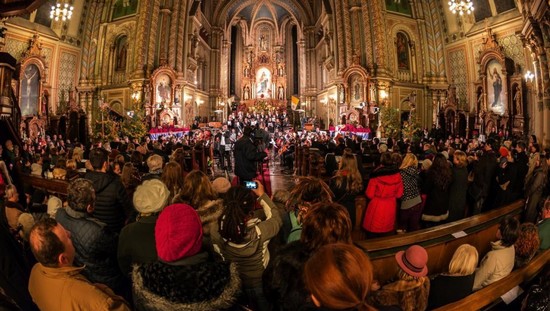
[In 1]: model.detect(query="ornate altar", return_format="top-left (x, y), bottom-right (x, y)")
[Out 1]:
top-left (475, 27), bottom-right (517, 136)
top-left (16, 34), bottom-right (49, 140)
top-left (148, 66), bottom-right (181, 127)
top-left (240, 24), bottom-right (287, 112)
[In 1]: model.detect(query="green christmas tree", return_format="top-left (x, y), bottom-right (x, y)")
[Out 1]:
top-left (120, 105), bottom-right (148, 139)
top-left (380, 105), bottom-right (401, 139)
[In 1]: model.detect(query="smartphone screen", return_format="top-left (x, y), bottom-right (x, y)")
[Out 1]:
top-left (245, 181), bottom-right (258, 189)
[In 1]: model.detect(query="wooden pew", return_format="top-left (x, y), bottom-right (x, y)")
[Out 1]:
top-left (354, 200), bottom-right (524, 284)
top-left (434, 249), bottom-right (550, 311)
top-left (20, 174), bottom-right (69, 197)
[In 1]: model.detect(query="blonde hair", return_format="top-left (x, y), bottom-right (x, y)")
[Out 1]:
top-left (448, 244), bottom-right (478, 276)
top-left (400, 153), bottom-right (418, 170)
top-left (334, 153), bottom-right (363, 193)
top-left (5, 184), bottom-right (18, 200)
top-left (147, 154), bottom-right (164, 172)
top-left (453, 150), bottom-right (468, 168)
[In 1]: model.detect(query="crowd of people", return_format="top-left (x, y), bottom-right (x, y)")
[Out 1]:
top-left (0, 116), bottom-right (549, 310)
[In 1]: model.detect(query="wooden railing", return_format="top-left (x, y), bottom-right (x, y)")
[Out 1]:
top-left (353, 200), bottom-right (524, 284)
top-left (20, 174), bottom-right (69, 197)
top-left (434, 249), bottom-right (550, 311)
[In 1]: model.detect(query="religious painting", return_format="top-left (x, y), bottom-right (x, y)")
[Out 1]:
top-left (20, 64), bottom-right (40, 117)
top-left (259, 33), bottom-right (269, 52)
top-left (385, 0), bottom-right (412, 15)
top-left (486, 60), bottom-right (506, 115)
top-left (112, 0), bottom-right (138, 20)
top-left (396, 33), bottom-right (410, 70)
top-left (256, 68), bottom-right (272, 98)
top-left (155, 74), bottom-right (172, 105)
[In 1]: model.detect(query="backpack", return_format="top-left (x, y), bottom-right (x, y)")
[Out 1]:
top-left (286, 211), bottom-right (301, 243)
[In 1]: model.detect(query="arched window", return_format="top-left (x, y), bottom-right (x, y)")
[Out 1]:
top-left (396, 32), bottom-right (410, 71)
top-left (115, 36), bottom-right (128, 72)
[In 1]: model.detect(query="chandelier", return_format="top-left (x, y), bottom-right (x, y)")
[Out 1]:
top-left (50, 2), bottom-right (74, 22)
top-left (448, 0), bottom-right (474, 15)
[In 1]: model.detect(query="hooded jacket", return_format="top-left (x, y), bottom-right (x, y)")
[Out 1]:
top-left (132, 252), bottom-right (240, 311)
top-left (211, 194), bottom-right (282, 288)
top-left (85, 171), bottom-right (132, 233)
top-left (363, 166), bottom-right (403, 233)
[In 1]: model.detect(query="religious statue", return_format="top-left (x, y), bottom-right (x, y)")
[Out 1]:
top-left (243, 86), bottom-right (250, 100)
top-left (259, 34), bottom-right (267, 51)
top-left (491, 68), bottom-right (502, 107)
top-left (513, 85), bottom-right (522, 114)
top-left (244, 65), bottom-right (250, 77)
top-left (278, 86), bottom-right (284, 100)
top-left (339, 84), bottom-right (345, 102)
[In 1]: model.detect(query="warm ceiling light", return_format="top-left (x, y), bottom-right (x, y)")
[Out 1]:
top-left (50, 2), bottom-right (74, 22)
top-left (448, 0), bottom-right (474, 15)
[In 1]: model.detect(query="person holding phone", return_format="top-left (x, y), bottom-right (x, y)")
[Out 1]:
top-left (211, 180), bottom-right (282, 311)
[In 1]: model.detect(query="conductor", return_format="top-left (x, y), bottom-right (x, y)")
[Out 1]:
top-left (234, 126), bottom-right (267, 184)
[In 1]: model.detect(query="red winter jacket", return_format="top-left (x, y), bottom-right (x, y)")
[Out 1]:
top-left (362, 166), bottom-right (403, 233)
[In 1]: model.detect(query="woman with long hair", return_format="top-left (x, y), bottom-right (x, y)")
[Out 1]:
top-left (524, 153), bottom-right (548, 223)
top-left (304, 244), bottom-right (376, 311)
top-left (421, 153), bottom-right (452, 227)
top-left (120, 162), bottom-right (141, 200)
top-left (284, 176), bottom-right (334, 242)
top-left (362, 152), bottom-right (403, 237)
top-left (161, 161), bottom-right (184, 203)
top-left (398, 153), bottom-right (422, 232)
top-left (330, 151), bottom-right (364, 226)
top-left (211, 182), bottom-right (281, 311)
top-left (173, 170), bottom-right (223, 238)
top-left (428, 244), bottom-right (478, 308)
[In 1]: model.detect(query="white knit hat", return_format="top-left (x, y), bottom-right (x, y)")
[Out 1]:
top-left (133, 179), bottom-right (170, 214)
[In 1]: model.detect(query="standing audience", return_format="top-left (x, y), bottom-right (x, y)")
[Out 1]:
top-left (421, 153), bottom-right (452, 226)
top-left (362, 152), bottom-right (403, 237)
top-left (55, 178), bottom-right (127, 296)
top-left (448, 150), bottom-right (469, 221)
top-left (398, 153), bottom-right (422, 232)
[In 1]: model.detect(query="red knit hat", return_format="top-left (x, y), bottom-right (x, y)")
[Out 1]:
top-left (155, 203), bottom-right (203, 262)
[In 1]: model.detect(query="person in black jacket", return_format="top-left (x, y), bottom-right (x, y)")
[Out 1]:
top-left (234, 126), bottom-right (267, 184)
top-left (468, 139), bottom-right (498, 215)
top-left (55, 178), bottom-right (127, 297)
top-left (85, 148), bottom-right (132, 233)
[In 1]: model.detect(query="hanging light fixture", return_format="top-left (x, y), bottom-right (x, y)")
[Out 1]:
top-left (50, 2), bottom-right (74, 22)
top-left (448, 0), bottom-right (474, 15)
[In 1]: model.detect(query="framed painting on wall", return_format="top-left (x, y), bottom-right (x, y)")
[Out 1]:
top-left (486, 59), bottom-right (506, 115)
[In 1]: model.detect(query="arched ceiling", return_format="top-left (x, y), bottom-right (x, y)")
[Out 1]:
top-left (212, 0), bottom-right (316, 29)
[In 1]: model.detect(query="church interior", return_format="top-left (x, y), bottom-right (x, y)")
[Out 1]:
top-left (0, 0), bottom-right (548, 144)
top-left (1, 1), bottom-right (550, 311)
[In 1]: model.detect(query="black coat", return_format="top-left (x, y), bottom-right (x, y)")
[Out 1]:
top-left (234, 136), bottom-right (267, 180)
top-left (263, 241), bottom-right (317, 311)
top-left (469, 151), bottom-right (497, 202)
top-left (85, 171), bottom-right (132, 233)
top-left (428, 273), bottom-right (474, 309)
top-left (55, 208), bottom-right (125, 294)
top-left (133, 252), bottom-right (240, 311)
top-left (448, 166), bottom-right (469, 222)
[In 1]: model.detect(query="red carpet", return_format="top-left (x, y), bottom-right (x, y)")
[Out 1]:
top-left (231, 160), bottom-right (272, 197)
